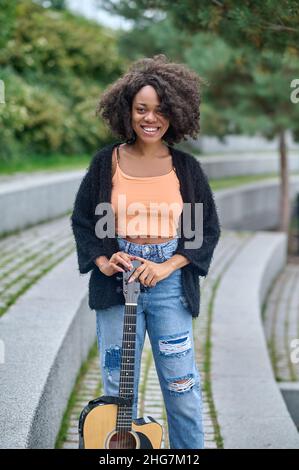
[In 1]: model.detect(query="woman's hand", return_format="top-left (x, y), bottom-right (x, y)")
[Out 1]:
top-left (99, 251), bottom-right (136, 277)
top-left (127, 256), bottom-right (173, 287)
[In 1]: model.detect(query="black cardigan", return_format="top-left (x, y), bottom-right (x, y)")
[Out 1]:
top-left (70, 141), bottom-right (221, 317)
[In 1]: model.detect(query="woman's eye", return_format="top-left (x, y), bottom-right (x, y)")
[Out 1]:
top-left (137, 108), bottom-right (163, 114)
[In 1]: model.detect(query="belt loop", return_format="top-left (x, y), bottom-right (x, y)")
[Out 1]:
top-left (124, 241), bottom-right (131, 253)
top-left (157, 244), bottom-right (163, 259)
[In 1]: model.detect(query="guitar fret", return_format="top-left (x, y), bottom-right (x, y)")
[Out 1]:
top-left (116, 284), bottom-right (140, 428)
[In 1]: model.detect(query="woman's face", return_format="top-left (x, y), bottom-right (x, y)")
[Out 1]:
top-left (131, 85), bottom-right (170, 143)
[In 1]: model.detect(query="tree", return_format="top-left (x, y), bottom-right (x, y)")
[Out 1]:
top-left (97, 0), bottom-right (299, 53)
top-left (185, 38), bottom-right (299, 232)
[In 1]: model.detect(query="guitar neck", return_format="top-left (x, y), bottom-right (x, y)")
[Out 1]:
top-left (116, 303), bottom-right (137, 431)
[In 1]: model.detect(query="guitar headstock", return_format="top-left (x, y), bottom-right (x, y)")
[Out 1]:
top-left (122, 259), bottom-right (142, 304)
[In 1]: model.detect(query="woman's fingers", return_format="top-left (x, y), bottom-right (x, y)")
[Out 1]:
top-left (112, 253), bottom-right (133, 270)
top-left (110, 262), bottom-right (125, 273)
top-left (128, 264), bottom-right (149, 284)
top-left (146, 272), bottom-right (156, 287)
top-left (130, 255), bottom-right (145, 262)
top-left (119, 252), bottom-right (138, 269)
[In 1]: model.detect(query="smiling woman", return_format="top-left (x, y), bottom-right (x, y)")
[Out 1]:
top-left (71, 54), bottom-right (221, 449)
top-left (97, 54), bottom-right (203, 145)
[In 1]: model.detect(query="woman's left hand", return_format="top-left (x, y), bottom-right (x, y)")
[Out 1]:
top-left (128, 256), bottom-right (173, 287)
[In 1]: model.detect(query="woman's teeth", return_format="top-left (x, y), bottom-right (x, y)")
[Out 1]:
top-left (141, 126), bottom-right (160, 135)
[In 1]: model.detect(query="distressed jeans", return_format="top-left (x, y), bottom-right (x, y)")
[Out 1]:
top-left (95, 236), bottom-right (204, 449)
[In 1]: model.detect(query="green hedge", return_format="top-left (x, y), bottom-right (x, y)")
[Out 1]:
top-left (0, 0), bottom-right (126, 161)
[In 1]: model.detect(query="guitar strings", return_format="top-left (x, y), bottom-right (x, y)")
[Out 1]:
top-left (120, 304), bottom-right (135, 448)
top-left (118, 302), bottom-right (137, 448)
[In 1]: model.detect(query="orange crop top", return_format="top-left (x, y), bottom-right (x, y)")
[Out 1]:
top-left (111, 146), bottom-right (183, 238)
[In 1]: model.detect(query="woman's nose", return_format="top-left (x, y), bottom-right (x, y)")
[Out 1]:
top-left (145, 111), bottom-right (157, 121)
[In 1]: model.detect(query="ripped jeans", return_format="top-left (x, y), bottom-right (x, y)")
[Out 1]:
top-left (95, 236), bottom-right (204, 449)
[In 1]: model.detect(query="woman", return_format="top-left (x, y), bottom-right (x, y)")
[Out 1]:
top-left (71, 54), bottom-right (221, 449)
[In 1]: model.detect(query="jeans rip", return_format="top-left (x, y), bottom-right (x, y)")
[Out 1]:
top-left (166, 373), bottom-right (198, 396)
top-left (158, 331), bottom-right (192, 358)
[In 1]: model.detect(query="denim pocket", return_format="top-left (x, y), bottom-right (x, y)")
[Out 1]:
top-left (160, 249), bottom-right (176, 262)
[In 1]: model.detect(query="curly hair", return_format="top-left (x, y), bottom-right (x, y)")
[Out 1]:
top-left (96, 54), bottom-right (204, 145)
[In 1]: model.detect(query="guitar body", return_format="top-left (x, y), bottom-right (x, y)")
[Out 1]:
top-left (80, 403), bottom-right (163, 449)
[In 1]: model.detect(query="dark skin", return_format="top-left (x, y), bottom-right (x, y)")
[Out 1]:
top-left (96, 85), bottom-right (190, 286)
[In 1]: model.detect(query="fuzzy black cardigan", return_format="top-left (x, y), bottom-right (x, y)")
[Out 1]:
top-left (70, 141), bottom-right (221, 317)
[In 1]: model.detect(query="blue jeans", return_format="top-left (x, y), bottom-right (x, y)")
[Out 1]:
top-left (95, 236), bottom-right (204, 449)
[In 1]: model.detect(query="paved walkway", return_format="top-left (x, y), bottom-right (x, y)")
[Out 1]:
top-left (263, 261), bottom-right (299, 382)
top-left (0, 216), bottom-right (74, 316)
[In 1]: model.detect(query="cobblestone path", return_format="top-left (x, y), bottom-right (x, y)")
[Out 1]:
top-left (263, 261), bottom-right (299, 382)
top-left (0, 216), bottom-right (74, 316)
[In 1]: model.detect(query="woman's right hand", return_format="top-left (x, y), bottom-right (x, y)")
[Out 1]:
top-left (99, 251), bottom-right (136, 277)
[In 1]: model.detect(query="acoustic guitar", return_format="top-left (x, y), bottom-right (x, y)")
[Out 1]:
top-left (78, 259), bottom-right (163, 449)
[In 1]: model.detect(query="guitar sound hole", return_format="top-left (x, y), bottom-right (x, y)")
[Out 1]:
top-left (107, 430), bottom-right (138, 449)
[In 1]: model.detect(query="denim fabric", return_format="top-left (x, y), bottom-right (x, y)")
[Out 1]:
top-left (95, 236), bottom-right (204, 449)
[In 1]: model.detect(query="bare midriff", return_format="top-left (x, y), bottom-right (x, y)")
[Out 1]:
top-left (120, 235), bottom-right (176, 245)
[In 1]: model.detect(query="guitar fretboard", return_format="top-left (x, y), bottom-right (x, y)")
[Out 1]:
top-left (116, 303), bottom-right (137, 431)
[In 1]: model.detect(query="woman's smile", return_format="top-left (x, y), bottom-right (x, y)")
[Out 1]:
top-left (140, 125), bottom-right (161, 136)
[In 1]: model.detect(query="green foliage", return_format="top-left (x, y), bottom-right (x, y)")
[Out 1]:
top-left (186, 34), bottom-right (299, 139)
top-left (35, 0), bottom-right (67, 9)
top-left (98, 0), bottom-right (299, 53)
top-left (0, 0), bottom-right (17, 49)
top-left (116, 16), bottom-right (193, 62)
top-left (0, 0), bottom-right (124, 162)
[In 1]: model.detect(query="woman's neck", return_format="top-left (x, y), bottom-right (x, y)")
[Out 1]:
top-left (127, 139), bottom-right (169, 159)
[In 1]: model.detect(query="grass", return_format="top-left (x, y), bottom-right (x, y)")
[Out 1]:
top-left (202, 275), bottom-right (224, 449)
top-left (209, 172), bottom-right (299, 191)
top-left (2, 153), bottom-right (299, 199)
top-left (55, 341), bottom-right (100, 449)
top-left (0, 153), bottom-right (91, 175)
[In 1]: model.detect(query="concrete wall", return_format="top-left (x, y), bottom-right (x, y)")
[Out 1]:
top-left (190, 131), bottom-right (299, 153)
top-left (0, 170), bottom-right (84, 235)
top-left (215, 175), bottom-right (299, 231)
top-left (199, 152), bottom-right (299, 180)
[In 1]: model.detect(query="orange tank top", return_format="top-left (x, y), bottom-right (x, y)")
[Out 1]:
top-left (111, 145), bottom-right (183, 238)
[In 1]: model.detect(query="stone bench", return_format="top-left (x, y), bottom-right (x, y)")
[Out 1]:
top-left (212, 231), bottom-right (299, 448)
top-left (0, 254), bottom-right (92, 448)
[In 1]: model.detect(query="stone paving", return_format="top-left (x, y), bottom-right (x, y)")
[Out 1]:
top-left (58, 228), bottom-right (254, 450)
top-left (263, 261), bottom-right (299, 382)
top-left (0, 216), bottom-right (74, 316)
